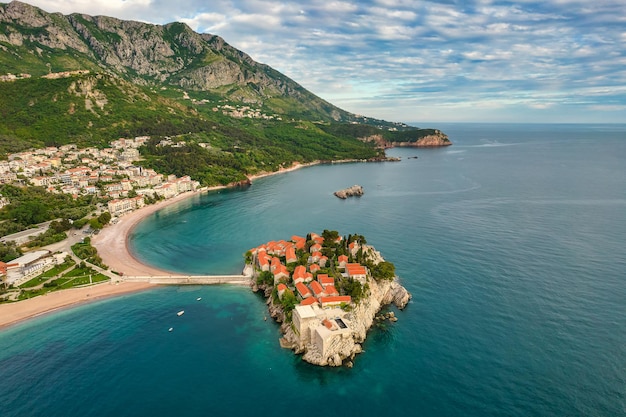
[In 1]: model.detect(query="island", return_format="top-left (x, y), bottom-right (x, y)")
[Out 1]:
top-left (334, 185), bottom-right (364, 199)
top-left (247, 230), bottom-right (411, 367)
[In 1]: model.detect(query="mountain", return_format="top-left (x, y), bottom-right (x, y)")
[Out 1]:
top-left (0, 1), bottom-right (449, 179)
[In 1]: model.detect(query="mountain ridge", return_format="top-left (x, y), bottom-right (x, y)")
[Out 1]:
top-left (0, 1), bottom-right (450, 166)
top-left (0, 1), bottom-right (354, 122)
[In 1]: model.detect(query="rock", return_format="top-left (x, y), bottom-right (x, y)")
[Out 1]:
top-left (346, 361), bottom-right (354, 368)
top-left (390, 317), bottom-right (398, 322)
top-left (334, 185), bottom-right (364, 199)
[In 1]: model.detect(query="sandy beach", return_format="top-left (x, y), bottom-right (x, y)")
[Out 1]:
top-left (0, 163), bottom-right (318, 331)
top-left (0, 281), bottom-right (153, 330)
top-left (91, 190), bottom-right (211, 276)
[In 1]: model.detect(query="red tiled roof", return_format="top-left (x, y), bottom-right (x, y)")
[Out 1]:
top-left (300, 297), bottom-right (318, 306)
top-left (319, 296), bottom-right (351, 305)
top-left (296, 282), bottom-right (312, 298)
top-left (310, 280), bottom-right (325, 297)
top-left (324, 285), bottom-right (339, 296)
top-left (318, 274), bottom-right (334, 286)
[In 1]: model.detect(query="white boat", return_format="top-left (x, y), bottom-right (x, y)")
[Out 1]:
top-left (197, 297), bottom-right (202, 301)
top-left (168, 327), bottom-right (173, 332)
top-left (177, 310), bottom-right (184, 316)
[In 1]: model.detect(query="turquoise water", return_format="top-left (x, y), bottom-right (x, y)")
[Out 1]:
top-left (1, 124), bottom-right (625, 416)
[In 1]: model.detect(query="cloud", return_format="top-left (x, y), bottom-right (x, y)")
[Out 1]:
top-left (21, 0), bottom-right (626, 123)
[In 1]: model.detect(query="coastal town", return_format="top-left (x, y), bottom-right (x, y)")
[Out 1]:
top-left (0, 136), bottom-right (201, 217)
top-left (249, 231), bottom-right (411, 367)
top-left (0, 136), bottom-right (207, 292)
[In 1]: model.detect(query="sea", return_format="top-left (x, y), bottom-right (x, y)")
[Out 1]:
top-left (1, 123), bottom-right (625, 417)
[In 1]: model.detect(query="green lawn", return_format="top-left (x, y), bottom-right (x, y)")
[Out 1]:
top-left (18, 260), bottom-right (76, 288)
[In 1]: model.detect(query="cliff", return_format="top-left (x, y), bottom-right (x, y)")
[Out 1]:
top-left (393, 133), bottom-right (453, 147)
top-left (359, 129), bottom-right (452, 148)
top-left (283, 276), bottom-right (410, 366)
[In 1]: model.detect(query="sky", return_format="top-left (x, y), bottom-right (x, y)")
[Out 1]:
top-left (21, 0), bottom-right (626, 124)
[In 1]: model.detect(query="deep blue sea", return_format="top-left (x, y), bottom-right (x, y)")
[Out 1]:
top-left (1, 123), bottom-right (625, 417)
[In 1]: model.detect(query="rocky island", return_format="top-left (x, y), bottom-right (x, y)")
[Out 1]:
top-left (334, 185), bottom-right (364, 199)
top-left (247, 231), bottom-right (411, 367)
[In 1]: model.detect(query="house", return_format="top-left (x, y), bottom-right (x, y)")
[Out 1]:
top-left (319, 256), bottom-right (328, 267)
top-left (324, 285), bottom-right (339, 297)
top-left (346, 263), bottom-right (368, 281)
top-left (292, 265), bottom-right (307, 284)
top-left (317, 274), bottom-right (334, 288)
top-left (349, 241), bottom-right (360, 256)
top-left (310, 243), bottom-right (322, 253)
top-left (309, 263), bottom-right (321, 274)
top-left (337, 255), bottom-right (349, 269)
top-left (257, 252), bottom-right (270, 271)
top-left (299, 297), bottom-right (318, 307)
top-left (292, 236), bottom-right (306, 250)
top-left (310, 251), bottom-right (322, 263)
top-left (310, 280), bottom-right (326, 298)
top-left (296, 282), bottom-right (313, 299)
top-left (270, 256), bottom-right (282, 272)
top-left (285, 246), bottom-right (297, 264)
top-left (273, 265), bottom-right (290, 283)
top-left (319, 296), bottom-right (351, 308)
top-left (277, 283), bottom-right (288, 299)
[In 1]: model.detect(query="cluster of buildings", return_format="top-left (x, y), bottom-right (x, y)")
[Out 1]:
top-left (0, 136), bottom-right (201, 216)
top-left (0, 250), bottom-right (68, 288)
top-left (251, 233), bottom-right (370, 358)
top-left (211, 104), bottom-right (282, 120)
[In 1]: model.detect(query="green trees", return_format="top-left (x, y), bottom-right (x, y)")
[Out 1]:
top-left (256, 271), bottom-right (274, 286)
top-left (0, 184), bottom-right (96, 237)
top-left (372, 261), bottom-right (396, 281)
top-left (338, 277), bottom-right (369, 305)
top-left (0, 241), bottom-right (22, 262)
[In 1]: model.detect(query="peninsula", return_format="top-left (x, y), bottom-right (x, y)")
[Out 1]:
top-left (248, 231), bottom-right (411, 367)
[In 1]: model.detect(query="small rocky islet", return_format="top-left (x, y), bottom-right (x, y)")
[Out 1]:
top-left (247, 231), bottom-right (411, 367)
top-left (334, 185), bottom-right (364, 199)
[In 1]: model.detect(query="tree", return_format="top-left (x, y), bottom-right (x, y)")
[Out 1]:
top-left (0, 242), bottom-right (22, 262)
top-left (372, 261), bottom-right (396, 281)
top-left (98, 211), bottom-right (111, 225)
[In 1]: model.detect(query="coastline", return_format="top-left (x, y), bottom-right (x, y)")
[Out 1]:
top-left (0, 281), bottom-right (153, 330)
top-left (0, 162), bottom-right (317, 331)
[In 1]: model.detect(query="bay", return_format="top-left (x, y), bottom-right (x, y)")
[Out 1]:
top-left (1, 123), bottom-right (625, 416)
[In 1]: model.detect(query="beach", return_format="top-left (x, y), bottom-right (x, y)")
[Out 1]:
top-left (91, 190), bottom-right (208, 276)
top-left (0, 191), bottom-right (206, 330)
top-left (0, 165), bottom-right (316, 330)
top-left (0, 281), bottom-right (153, 329)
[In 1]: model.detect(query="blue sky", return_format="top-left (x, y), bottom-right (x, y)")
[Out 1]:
top-left (24, 0), bottom-right (626, 124)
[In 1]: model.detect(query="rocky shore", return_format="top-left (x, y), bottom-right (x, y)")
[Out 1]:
top-left (334, 185), bottom-right (364, 199)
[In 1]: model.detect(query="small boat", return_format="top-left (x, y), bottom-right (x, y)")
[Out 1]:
top-left (168, 327), bottom-right (173, 332)
top-left (177, 310), bottom-right (184, 316)
top-left (197, 297), bottom-right (202, 301)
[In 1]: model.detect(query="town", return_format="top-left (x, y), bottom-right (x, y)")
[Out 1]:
top-left (0, 136), bottom-right (201, 217)
top-left (0, 136), bottom-right (203, 293)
